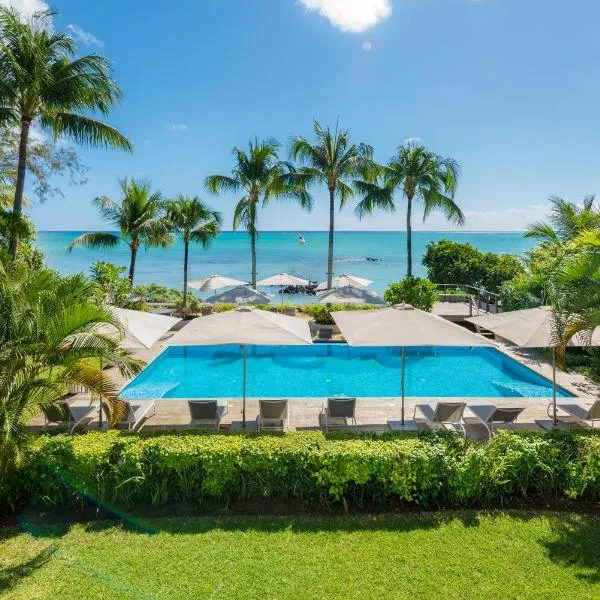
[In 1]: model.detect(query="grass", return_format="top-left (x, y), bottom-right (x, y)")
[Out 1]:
top-left (1, 511), bottom-right (600, 599)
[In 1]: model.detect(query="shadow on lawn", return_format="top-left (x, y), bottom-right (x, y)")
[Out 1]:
top-left (541, 514), bottom-right (600, 584)
top-left (0, 529), bottom-right (57, 595)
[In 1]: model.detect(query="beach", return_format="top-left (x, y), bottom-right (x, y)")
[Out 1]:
top-left (37, 230), bottom-right (537, 296)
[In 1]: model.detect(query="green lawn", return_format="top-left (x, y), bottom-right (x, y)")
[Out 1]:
top-left (1, 511), bottom-right (600, 599)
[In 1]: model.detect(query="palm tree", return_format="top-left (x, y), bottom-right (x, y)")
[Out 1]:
top-left (0, 7), bottom-right (132, 259)
top-left (355, 142), bottom-right (463, 277)
top-left (205, 138), bottom-right (311, 288)
top-left (290, 121), bottom-right (374, 289)
top-left (0, 261), bottom-right (142, 478)
top-left (525, 195), bottom-right (600, 245)
top-left (166, 195), bottom-right (222, 305)
top-left (68, 179), bottom-right (171, 284)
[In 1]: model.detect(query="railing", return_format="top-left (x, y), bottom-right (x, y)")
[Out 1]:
top-left (435, 284), bottom-right (502, 315)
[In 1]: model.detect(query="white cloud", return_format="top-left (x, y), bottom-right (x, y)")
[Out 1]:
top-left (362, 40), bottom-right (372, 51)
top-left (298, 0), bottom-right (392, 33)
top-left (66, 24), bottom-right (104, 48)
top-left (0, 0), bottom-right (49, 17)
top-left (167, 124), bottom-right (187, 132)
top-left (403, 136), bottom-right (422, 146)
top-left (460, 204), bottom-right (549, 231)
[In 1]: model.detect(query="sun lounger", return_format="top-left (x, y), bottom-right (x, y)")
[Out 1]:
top-left (414, 402), bottom-right (467, 434)
top-left (321, 397), bottom-right (357, 431)
top-left (468, 405), bottom-right (525, 438)
top-left (256, 399), bottom-right (288, 431)
top-left (42, 400), bottom-right (98, 434)
top-left (102, 400), bottom-right (156, 431)
top-left (188, 400), bottom-right (228, 430)
top-left (548, 400), bottom-right (600, 428)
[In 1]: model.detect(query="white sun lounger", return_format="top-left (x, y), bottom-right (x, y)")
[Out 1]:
top-left (102, 400), bottom-right (156, 431)
top-left (43, 401), bottom-right (98, 434)
top-left (321, 397), bottom-right (357, 431)
top-left (548, 400), bottom-right (600, 428)
top-left (257, 399), bottom-right (289, 431)
top-left (414, 402), bottom-right (467, 434)
top-left (188, 400), bottom-right (228, 430)
top-left (468, 405), bottom-right (526, 438)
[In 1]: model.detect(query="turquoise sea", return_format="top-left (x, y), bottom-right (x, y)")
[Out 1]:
top-left (37, 231), bottom-right (536, 297)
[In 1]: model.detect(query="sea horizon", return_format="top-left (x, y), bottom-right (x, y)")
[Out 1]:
top-left (37, 230), bottom-right (537, 297)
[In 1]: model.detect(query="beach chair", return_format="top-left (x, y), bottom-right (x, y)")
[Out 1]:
top-left (316, 328), bottom-right (332, 342)
top-left (188, 400), bottom-right (227, 430)
top-left (42, 400), bottom-right (98, 434)
top-left (256, 399), bottom-right (288, 431)
top-left (102, 400), bottom-right (156, 431)
top-left (414, 402), bottom-right (467, 434)
top-left (467, 405), bottom-right (525, 438)
top-left (321, 397), bottom-right (357, 431)
top-left (548, 400), bottom-right (600, 428)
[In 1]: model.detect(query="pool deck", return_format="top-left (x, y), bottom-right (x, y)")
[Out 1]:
top-left (28, 323), bottom-right (600, 437)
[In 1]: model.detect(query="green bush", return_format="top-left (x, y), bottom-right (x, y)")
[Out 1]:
top-left (383, 277), bottom-right (438, 311)
top-left (301, 303), bottom-right (380, 325)
top-left (423, 240), bottom-right (524, 292)
top-left (4, 430), bottom-right (600, 513)
top-left (133, 284), bottom-right (183, 304)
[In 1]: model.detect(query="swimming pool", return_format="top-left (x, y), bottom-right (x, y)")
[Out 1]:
top-left (120, 345), bottom-right (573, 399)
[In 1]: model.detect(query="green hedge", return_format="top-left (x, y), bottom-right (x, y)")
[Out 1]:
top-left (4, 430), bottom-right (600, 513)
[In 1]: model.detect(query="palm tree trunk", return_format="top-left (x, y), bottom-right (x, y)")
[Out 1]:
top-left (128, 242), bottom-right (138, 284)
top-left (406, 193), bottom-right (413, 277)
top-left (8, 118), bottom-right (31, 259)
top-left (327, 186), bottom-right (335, 289)
top-left (183, 240), bottom-right (189, 305)
top-left (250, 231), bottom-right (257, 288)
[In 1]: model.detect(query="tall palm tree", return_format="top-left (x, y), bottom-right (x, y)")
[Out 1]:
top-left (205, 138), bottom-right (311, 288)
top-left (289, 121), bottom-right (374, 289)
top-left (0, 7), bottom-right (132, 259)
top-left (166, 195), bottom-right (222, 305)
top-left (355, 142), bottom-right (462, 277)
top-left (525, 195), bottom-right (600, 245)
top-left (0, 261), bottom-right (142, 478)
top-left (68, 179), bottom-right (171, 284)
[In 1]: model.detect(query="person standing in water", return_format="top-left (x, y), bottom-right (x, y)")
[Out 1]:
top-left (298, 232), bottom-right (305, 246)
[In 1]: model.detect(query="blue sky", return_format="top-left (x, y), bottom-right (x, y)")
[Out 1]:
top-left (9, 0), bottom-right (600, 231)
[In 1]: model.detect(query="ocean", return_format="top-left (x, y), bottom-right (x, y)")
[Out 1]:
top-left (36, 231), bottom-right (536, 298)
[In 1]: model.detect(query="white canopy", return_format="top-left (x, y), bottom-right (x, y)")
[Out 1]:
top-left (333, 303), bottom-right (489, 347)
top-left (466, 306), bottom-right (600, 348)
top-left (257, 273), bottom-right (309, 286)
top-left (318, 285), bottom-right (387, 306)
top-left (316, 274), bottom-right (373, 291)
top-left (188, 274), bottom-right (248, 292)
top-left (167, 307), bottom-right (312, 347)
top-left (166, 307), bottom-right (312, 426)
top-left (107, 307), bottom-right (180, 349)
top-left (333, 304), bottom-right (489, 428)
top-left (205, 285), bottom-right (272, 305)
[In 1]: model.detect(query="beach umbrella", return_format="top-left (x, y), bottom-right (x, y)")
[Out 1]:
top-left (257, 272), bottom-right (309, 305)
top-left (206, 285), bottom-right (272, 305)
top-left (188, 274), bottom-right (248, 292)
top-left (318, 285), bottom-right (386, 306)
top-left (333, 304), bottom-right (490, 429)
top-left (98, 307), bottom-right (180, 426)
top-left (166, 307), bottom-right (313, 426)
top-left (316, 274), bottom-right (373, 291)
top-left (467, 306), bottom-right (600, 427)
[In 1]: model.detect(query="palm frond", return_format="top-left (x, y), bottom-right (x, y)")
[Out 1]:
top-left (67, 231), bottom-right (120, 252)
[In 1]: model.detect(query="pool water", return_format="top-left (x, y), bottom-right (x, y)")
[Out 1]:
top-left (120, 345), bottom-right (573, 399)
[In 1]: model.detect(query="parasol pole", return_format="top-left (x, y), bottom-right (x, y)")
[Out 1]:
top-left (401, 347), bottom-right (406, 426)
top-left (242, 344), bottom-right (247, 427)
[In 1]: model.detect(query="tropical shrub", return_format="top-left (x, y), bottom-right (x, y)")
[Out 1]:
top-left (301, 303), bottom-right (380, 324)
top-left (133, 284), bottom-right (183, 304)
top-left (383, 277), bottom-right (438, 311)
top-left (90, 261), bottom-right (132, 306)
top-left (4, 430), bottom-right (600, 513)
top-left (423, 240), bottom-right (523, 292)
